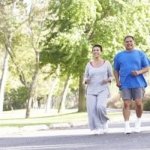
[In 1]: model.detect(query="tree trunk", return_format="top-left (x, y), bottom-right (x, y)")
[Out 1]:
top-left (25, 51), bottom-right (39, 118)
top-left (25, 73), bottom-right (38, 118)
top-left (45, 77), bottom-right (59, 112)
top-left (78, 73), bottom-right (86, 112)
top-left (0, 50), bottom-right (9, 112)
top-left (58, 75), bottom-right (70, 113)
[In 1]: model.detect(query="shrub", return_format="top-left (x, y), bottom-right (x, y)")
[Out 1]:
top-left (143, 100), bottom-right (150, 111)
top-left (4, 87), bottom-right (28, 110)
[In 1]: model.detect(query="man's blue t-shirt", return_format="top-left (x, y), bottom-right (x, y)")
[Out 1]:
top-left (114, 49), bottom-right (149, 89)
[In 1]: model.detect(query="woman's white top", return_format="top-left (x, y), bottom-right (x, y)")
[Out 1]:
top-left (84, 60), bottom-right (113, 95)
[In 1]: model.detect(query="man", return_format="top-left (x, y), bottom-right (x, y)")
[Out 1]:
top-left (114, 35), bottom-right (149, 134)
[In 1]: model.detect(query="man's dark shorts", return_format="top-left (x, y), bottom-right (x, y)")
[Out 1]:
top-left (120, 88), bottom-right (145, 100)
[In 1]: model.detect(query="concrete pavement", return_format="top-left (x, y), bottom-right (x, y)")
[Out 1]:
top-left (0, 110), bottom-right (150, 137)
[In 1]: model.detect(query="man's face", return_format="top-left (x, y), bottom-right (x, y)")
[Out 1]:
top-left (124, 37), bottom-right (135, 50)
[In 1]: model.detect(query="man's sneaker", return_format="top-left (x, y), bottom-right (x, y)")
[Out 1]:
top-left (124, 126), bottom-right (132, 134)
top-left (124, 121), bottom-right (131, 134)
top-left (134, 119), bottom-right (141, 133)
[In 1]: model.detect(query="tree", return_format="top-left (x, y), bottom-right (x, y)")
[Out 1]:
top-left (0, 0), bottom-right (18, 112)
top-left (40, 0), bottom-right (97, 111)
top-left (41, 0), bottom-right (150, 112)
top-left (40, 0), bottom-right (125, 111)
top-left (0, 0), bottom-right (49, 117)
top-left (1, 0), bottom-right (149, 115)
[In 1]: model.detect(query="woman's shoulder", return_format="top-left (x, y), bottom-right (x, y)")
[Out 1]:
top-left (85, 61), bottom-right (91, 68)
top-left (104, 60), bottom-right (111, 65)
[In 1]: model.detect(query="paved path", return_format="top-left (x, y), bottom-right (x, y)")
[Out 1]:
top-left (0, 110), bottom-right (150, 137)
top-left (0, 111), bottom-right (150, 150)
top-left (0, 125), bottom-right (150, 150)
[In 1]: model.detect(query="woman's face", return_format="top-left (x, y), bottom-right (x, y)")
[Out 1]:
top-left (92, 47), bottom-right (102, 58)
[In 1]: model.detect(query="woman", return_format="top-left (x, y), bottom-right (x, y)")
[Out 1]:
top-left (84, 44), bottom-right (113, 135)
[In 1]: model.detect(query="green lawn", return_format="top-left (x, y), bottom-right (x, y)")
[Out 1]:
top-left (0, 109), bottom-right (122, 127)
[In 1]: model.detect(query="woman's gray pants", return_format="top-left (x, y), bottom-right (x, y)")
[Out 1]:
top-left (86, 89), bottom-right (109, 130)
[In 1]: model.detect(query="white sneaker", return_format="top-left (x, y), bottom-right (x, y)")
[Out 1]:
top-left (97, 128), bottom-right (104, 135)
top-left (90, 129), bottom-right (98, 135)
top-left (124, 121), bottom-right (132, 134)
top-left (134, 118), bottom-right (141, 133)
top-left (90, 129), bottom-right (104, 135)
top-left (124, 126), bottom-right (132, 134)
top-left (103, 122), bottom-right (109, 133)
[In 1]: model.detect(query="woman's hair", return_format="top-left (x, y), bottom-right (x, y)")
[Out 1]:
top-left (92, 44), bottom-right (103, 52)
top-left (124, 35), bottom-right (134, 41)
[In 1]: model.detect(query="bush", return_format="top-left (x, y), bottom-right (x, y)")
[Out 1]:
top-left (143, 100), bottom-right (150, 111)
top-left (4, 87), bottom-right (28, 111)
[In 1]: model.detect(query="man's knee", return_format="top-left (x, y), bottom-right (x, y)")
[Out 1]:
top-left (124, 101), bottom-right (131, 109)
top-left (135, 100), bottom-right (143, 108)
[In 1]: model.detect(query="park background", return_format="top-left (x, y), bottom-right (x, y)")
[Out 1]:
top-left (0, 0), bottom-right (150, 126)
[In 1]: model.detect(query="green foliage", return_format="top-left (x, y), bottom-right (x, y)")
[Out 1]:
top-left (1, 0), bottom-right (150, 112)
top-left (10, 32), bottom-right (36, 80)
top-left (40, 1), bottom-right (150, 111)
top-left (40, 0), bottom-right (97, 76)
top-left (41, 0), bottom-right (150, 73)
top-left (4, 87), bottom-right (28, 111)
top-left (92, 0), bottom-right (150, 62)
top-left (144, 100), bottom-right (150, 111)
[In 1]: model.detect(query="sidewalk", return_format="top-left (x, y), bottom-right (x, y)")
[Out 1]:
top-left (0, 110), bottom-right (150, 137)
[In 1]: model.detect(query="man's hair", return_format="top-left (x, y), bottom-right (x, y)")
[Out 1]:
top-left (92, 44), bottom-right (103, 52)
top-left (124, 35), bottom-right (135, 41)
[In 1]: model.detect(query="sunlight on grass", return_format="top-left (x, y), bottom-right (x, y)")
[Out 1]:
top-left (0, 109), bottom-right (122, 127)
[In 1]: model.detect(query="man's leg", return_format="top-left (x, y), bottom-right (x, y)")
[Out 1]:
top-left (135, 99), bottom-right (143, 118)
top-left (123, 100), bottom-right (132, 121)
top-left (123, 100), bottom-right (132, 134)
top-left (134, 99), bottom-right (143, 132)
top-left (133, 88), bottom-right (144, 133)
top-left (121, 89), bottom-right (132, 134)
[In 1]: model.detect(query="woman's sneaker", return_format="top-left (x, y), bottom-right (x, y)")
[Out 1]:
top-left (90, 129), bottom-right (98, 135)
top-left (90, 129), bottom-right (104, 135)
top-left (103, 122), bottom-right (109, 133)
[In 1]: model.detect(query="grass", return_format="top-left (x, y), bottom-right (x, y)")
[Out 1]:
top-left (0, 109), bottom-right (122, 127)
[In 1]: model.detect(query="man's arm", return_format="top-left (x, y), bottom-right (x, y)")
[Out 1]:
top-left (131, 67), bottom-right (149, 76)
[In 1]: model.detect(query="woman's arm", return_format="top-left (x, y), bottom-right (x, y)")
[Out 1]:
top-left (107, 61), bottom-right (113, 82)
top-left (114, 70), bottom-right (121, 87)
top-left (102, 61), bottom-right (113, 84)
top-left (83, 63), bottom-right (90, 84)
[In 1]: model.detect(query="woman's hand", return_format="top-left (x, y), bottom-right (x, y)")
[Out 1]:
top-left (84, 78), bottom-right (90, 84)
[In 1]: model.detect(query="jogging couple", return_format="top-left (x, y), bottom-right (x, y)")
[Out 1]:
top-left (84, 35), bottom-right (149, 135)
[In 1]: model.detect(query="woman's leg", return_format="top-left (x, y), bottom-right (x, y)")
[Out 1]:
top-left (96, 89), bottom-right (109, 128)
top-left (86, 94), bottom-right (97, 130)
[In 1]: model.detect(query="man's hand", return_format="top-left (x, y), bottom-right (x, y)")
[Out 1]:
top-left (132, 67), bottom-right (149, 76)
top-left (131, 70), bottom-right (140, 76)
top-left (116, 81), bottom-right (121, 88)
